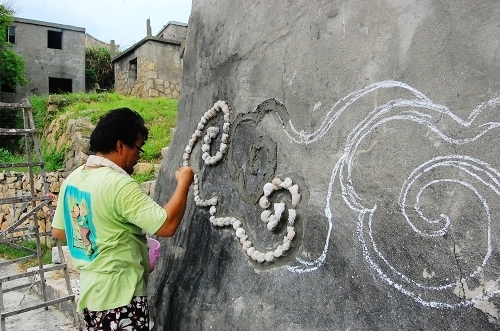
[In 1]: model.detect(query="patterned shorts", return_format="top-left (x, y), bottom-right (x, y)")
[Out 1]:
top-left (82, 296), bottom-right (149, 331)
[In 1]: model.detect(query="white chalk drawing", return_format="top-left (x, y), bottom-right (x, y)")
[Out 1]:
top-left (277, 80), bottom-right (500, 309)
top-left (186, 80), bottom-right (500, 309)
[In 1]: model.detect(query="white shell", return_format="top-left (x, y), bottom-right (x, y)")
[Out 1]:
top-left (272, 177), bottom-right (283, 188)
top-left (291, 193), bottom-right (301, 207)
top-left (183, 153), bottom-right (190, 160)
top-left (207, 126), bottom-right (219, 138)
top-left (263, 183), bottom-right (274, 196)
top-left (281, 240), bottom-right (291, 251)
top-left (185, 146), bottom-right (192, 153)
top-left (281, 177), bottom-right (293, 189)
top-left (203, 136), bottom-right (211, 144)
top-left (273, 247), bottom-right (283, 257)
top-left (260, 210), bottom-right (272, 223)
top-left (209, 197), bottom-right (218, 205)
top-left (242, 240), bottom-right (252, 249)
top-left (247, 247), bottom-right (255, 256)
top-left (224, 113), bottom-right (230, 122)
top-left (233, 220), bottom-right (242, 229)
top-left (257, 252), bottom-right (266, 263)
top-left (209, 206), bottom-right (216, 215)
top-left (222, 105), bottom-right (230, 114)
top-left (183, 161), bottom-right (189, 167)
top-left (194, 130), bottom-right (202, 137)
top-left (288, 209), bottom-right (296, 225)
top-left (274, 202), bottom-right (285, 219)
top-left (236, 227), bottom-right (246, 238)
top-left (286, 228), bottom-right (296, 241)
top-left (188, 138), bottom-right (195, 147)
top-left (223, 122), bottom-right (230, 132)
top-left (259, 196), bottom-right (270, 209)
top-left (202, 152), bottom-right (209, 160)
top-left (239, 235), bottom-right (248, 244)
top-left (202, 144), bottom-right (211, 152)
top-left (223, 217), bottom-right (232, 226)
top-left (197, 123), bottom-right (205, 130)
top-left (288, 184), bottom-right (299, 195)
top-left (267, 220), bottom-right (278, 231)
top-left (251, 249), bottom-right (260, 261)
top-left (220, 143), bottom-right (228, 153)
top-left (264, 251), bottom-right (274, 262)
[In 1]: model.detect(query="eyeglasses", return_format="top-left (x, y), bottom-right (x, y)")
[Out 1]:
top-left (132, 144), bottom-right (145, 155)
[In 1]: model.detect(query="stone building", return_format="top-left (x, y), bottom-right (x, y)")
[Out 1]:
top-left (111, 20), bottom-right (186, 99)
top-left (0, 17), bottom-right (86, 103)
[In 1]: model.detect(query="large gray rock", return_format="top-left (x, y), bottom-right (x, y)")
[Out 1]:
top-left (151, 1), bottom-right (500, 330)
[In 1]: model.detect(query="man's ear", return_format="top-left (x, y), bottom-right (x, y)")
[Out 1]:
top-left (116, 140), bottom-right (125, 154)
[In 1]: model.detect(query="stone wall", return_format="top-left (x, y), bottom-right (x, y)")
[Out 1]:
top-left (115, 57), bottom-right (180, 99)
top-left (151, 0), bottom-right (500, 330)
top-left (113, 40), bottom-right (182, 99)
top-left (0, 171), bottom-right (67, 237)
top-left (0, 170), bottom-right (157, 239)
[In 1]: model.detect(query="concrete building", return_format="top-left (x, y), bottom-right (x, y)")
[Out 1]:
top-left (111, 20), bottom-right (186, 99)
top-left (0, 17), bottom-right (86, 103)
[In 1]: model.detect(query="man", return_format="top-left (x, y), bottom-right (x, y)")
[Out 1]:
top-left (52, 108), bottom-right (194, 330)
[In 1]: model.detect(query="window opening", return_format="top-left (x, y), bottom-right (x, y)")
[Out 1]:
top-left (49, 77), bottom-right (72, 94)
top-left (129, 58), bottom-right (137, 85)
top-left (47, 30), bottom-right (62, 49)
top-left (7, 25), bottom-right (15, 43)
top-left (0, 84), bottom-right (16, 93)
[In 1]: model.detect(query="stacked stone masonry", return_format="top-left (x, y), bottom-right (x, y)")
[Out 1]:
top-left (0, 171), bottom-right (156, 239)
top-left (115, 58), bottom-right (180, 99)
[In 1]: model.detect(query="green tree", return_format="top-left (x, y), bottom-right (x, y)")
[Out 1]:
top-left (85, 46), bottom-right (114, 91)
top-left (0, 3), bottom-right (27, 90)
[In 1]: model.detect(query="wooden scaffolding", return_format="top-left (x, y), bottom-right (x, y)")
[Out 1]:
top-left (0, 99), bottom-right (77, 330)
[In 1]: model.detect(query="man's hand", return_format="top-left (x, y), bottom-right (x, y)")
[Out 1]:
top-left (175, 166), bottom-right (194, 185)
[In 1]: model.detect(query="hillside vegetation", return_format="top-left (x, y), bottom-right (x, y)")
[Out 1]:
top-left (2, 92), bottom-right (178, 173)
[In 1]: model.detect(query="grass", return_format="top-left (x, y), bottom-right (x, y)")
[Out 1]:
top-left (0, 147), bottom-right (25, 164)
top-left (31, 92), bottom-right (178, 163)
top-left (0, 240), bottom-right (52, 270)
top-left (2, 92), bottom-right (178, 180)
top-left (131, 166), bottom-right (157, 183)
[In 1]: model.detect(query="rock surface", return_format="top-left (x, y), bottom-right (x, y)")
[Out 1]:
top-left (151, 1), bottom-right (500, 330)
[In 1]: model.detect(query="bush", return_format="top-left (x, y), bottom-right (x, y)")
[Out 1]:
top-left (85, 47), bottom-right (114, 91)
top-left (85, 68), bottom-right (98, 91)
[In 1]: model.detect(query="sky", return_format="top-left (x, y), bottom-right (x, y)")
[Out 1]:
top-left (8, 0), bottom-right (192, 50)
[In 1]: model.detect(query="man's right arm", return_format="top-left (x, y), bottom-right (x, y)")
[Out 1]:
top-left (155, 166), bottom-right (194, 237)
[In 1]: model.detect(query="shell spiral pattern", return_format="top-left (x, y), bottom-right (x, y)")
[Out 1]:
top-left (183, 100), bottom-right (299, 264)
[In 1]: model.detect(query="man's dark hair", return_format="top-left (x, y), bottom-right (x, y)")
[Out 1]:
top-left (89, 108), bottom-right (149, 153)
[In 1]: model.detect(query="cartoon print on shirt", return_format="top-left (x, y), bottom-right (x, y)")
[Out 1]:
top-left (70, 202), bottom-right (86, 251)
top-left (77, 200), bottom-right (94, 255)
top-left (65, 186), bottom-right (96, 261)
